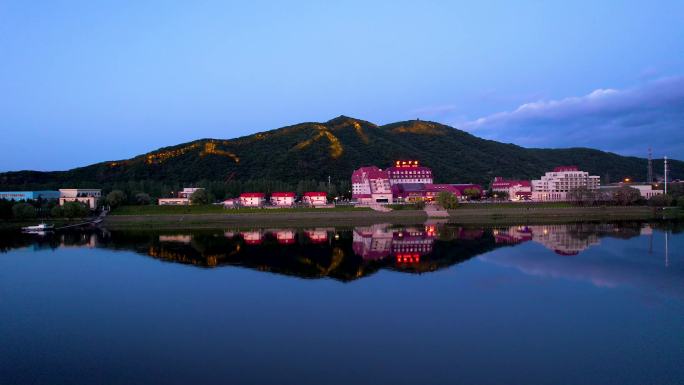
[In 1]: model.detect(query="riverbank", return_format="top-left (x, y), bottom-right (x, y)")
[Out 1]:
top-left (101, 205), bottom-right (680, 229)
top-left (0, 218), bottom-right (90, 231)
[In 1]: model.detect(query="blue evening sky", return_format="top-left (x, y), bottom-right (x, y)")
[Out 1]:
top-left (1, 1), bottom-right (683, 171)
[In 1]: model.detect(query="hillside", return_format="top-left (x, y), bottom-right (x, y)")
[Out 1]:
top-left (0, 116), bottom-right (680, 193)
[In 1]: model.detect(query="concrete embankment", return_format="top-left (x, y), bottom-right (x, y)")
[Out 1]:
top-left (102, 206), bottom-right (667, 229)
top-left (448, 206), bottom-right (662, 224)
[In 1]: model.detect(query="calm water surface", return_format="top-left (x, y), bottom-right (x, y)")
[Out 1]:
top-left (1, 222), bottom-right (683, 385)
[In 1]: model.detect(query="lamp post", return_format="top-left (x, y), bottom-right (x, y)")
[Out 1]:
top-left (664, 156), bottom-right (668, 195)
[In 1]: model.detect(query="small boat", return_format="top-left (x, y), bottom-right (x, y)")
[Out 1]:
top-left (22, 223), bottom-right (55, 233)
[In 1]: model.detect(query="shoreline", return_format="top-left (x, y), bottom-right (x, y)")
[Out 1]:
top-left (2, 206), bottom-right (678, 231)
top-left (100, 206), bottom-right (676, 230)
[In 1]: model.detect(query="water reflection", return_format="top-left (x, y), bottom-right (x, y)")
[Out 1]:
top-left (2, 222), bottom-right (679, 283)
top-left (139, 224), bottom-right (496, 280)
top-left (492, 224), bottom-right (638, 255)
top-left (2, 222), bottom-right (682, 385)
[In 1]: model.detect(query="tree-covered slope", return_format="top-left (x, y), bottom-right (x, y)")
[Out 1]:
top-left (0, 116), bottom-right (680, 190)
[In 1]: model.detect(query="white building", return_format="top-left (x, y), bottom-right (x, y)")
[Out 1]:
top-left (178, 187), bottom-right (203, 199)
top-left (302, 192), bottom-right (327, 206)
top-left (630, 184), bottom-right (664, 199)
top-left (158, 187), bottom-right (204, 205)
top-left (240, 193), bottom-right (265, 207)
top-left (270, 192), bottom-right (295, 207)
top-left (531, 166), bottom-right (600, 201)
top-left (59, 189), bottom-right (101, 209)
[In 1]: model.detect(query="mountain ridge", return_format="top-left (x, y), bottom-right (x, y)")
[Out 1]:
top-left (0, 116), bottom-right (680, 191)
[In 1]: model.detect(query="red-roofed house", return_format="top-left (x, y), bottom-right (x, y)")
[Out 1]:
top-left (270, 192), bottom-right (295, 207)
top-left (241, 230), bottom-right (263, 245)
top-left (274, 229), bottom-right (296, 244)
top-left (351, 166), bottom-right (393, 204)
top-left (491, 177), bottom-right (532, 201)
top-left (304, 229), bottom-right (329, 243)
top-left (302, 192), bottom-right (327, 206)
top-left (240, 192), bottom-right (265, 207)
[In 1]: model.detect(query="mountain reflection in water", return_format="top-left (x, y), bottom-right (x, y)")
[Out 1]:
top-left (1, 222), bottom-right (676, 284)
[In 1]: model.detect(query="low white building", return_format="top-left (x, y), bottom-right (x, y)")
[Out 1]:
top-left (59, 189), bottom-right (101, 209)
top-left (178, 187), bottom-right (203, 199)
top-left (222, 198), bottom-right (238, 208)
top-left (240, 193), bottom-right (265, 207)
top-left (158, 187), bottom-right (204, 205)
top-left (270, 192), bottom-right (295, 207)
top-left (303, 192), bottom-right (327, 206)
top-left (158, 198), bottom-right (190, 205)
top-left (630, 184), bottom-right (663, 199)
top-left (531, 166), bottom-right (600, 201)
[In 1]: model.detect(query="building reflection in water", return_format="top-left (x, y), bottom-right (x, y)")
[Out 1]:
top-left (352, 224), bottom-right (438, 264)
top-left (158, 235), bottom-right (192, 244)
top-left (493, 224), bottom-right (608, 255)
top-left (241, 230), bottom-right (263, 245)
top-left (6, 221), bottom-right (676, 284)
top-left (304, 229), bottom-right (330, 244)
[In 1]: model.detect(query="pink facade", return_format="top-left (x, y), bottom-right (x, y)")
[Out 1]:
top-left (302, 192), bottom-right (327, 206)
top-left (275, 230), bottom-right (296, 244)
top-left (391, 183), bottom-right (482, 201)
top-left (241, 231), bottom-right (263, 245)
top-left (386, 161), bottom-right (433, 185)
top-left (270, 192), bottom-right (295, 207)
top-left (304, 229), bottom-right (329, 243)
top-left (239, 193), bottom-right (265, 207)
top-left (351, 166), bottom-right (393, 204)
top-left (491, 177), bottom-right (532, 201)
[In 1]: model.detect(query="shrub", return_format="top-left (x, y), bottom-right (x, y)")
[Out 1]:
top-left (135, 192), bottom-right (151, 205)
top-left (613, 186), bottom-right (641, 206)
top-left (105, 190), bottom-right (127, 208)
top-left (190, 189), bottom-right (211, 205)
top-left (50, 205), bottom-right (64, 218)
top-left (62, 201), bottom-right (89, 218)
top-left (648, 194), bottom-right (673, 207)
top-left (12, 203), bottom-right (36, 219)
top-left (437, 192), bottom-right (459, 209)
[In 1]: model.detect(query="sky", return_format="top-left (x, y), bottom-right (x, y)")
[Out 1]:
top-left (1, 0), bottom-right (683, 171)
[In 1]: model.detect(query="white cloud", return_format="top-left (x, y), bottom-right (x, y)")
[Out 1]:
top-left (460, 76), bottom-right (684, 159)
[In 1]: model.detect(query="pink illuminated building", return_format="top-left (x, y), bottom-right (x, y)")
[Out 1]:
top-left (302, 192), bottom-right (327, 206)
top-left (270, 192), bottom-right (295, 207)
top-left (351, 166), bottom-right (393, 204)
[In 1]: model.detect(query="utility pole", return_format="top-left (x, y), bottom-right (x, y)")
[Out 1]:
top-left (647, 147), bottom-right (653, 184)
top-left (664, 156), bottom-right (668, 195)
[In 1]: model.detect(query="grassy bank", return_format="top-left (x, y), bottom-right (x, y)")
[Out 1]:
top-left (109, 204), bottom-right (371, 216)
top-left (104, 210), bottom-right (427, 229)
top-left (100, 205), bottom-right (681, 230)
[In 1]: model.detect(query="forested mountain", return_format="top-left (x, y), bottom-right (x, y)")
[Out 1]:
top-left (1, 116), bottom-right (680, 198)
